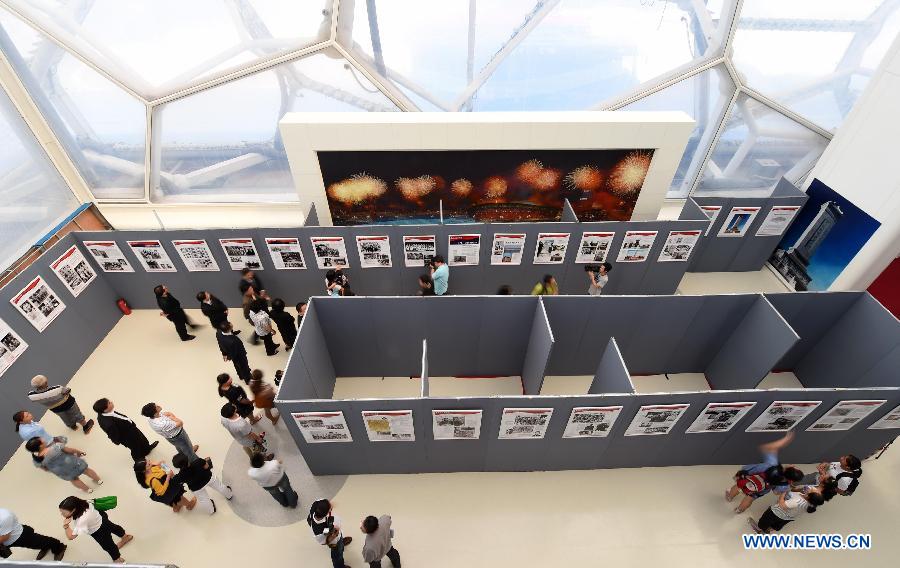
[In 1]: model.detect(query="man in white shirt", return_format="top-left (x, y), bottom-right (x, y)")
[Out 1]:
top-left (247, 453), bottom-right (298, 508)
top-left (587, 262), bottom-right (612, 296)
top-left (140, 402), bottom-right (200, 463)
top-left (220, 403), bottom-right (272, 459)
top-left (308, 499), bottom-right (352, 568)
top-left (0, 508), bottom-right (66, 560)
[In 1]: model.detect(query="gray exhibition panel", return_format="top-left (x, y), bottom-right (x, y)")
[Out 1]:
top-left (588, 338), bottom-right (634, 394)
top-left (521, 300), bottom-right (554, 395)
top-left (278, 300), bottom-right (335, 400)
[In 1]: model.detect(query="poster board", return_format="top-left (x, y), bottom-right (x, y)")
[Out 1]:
top-left (562, 406), bottom-right (623, 438)
top-left (533, 233), bottom-right (570, 264)
top-left (624, 404), bottom-right (689, 436)
top-left (432, 410), bottom-right (483, 440)
top-left (498, 408), bottom-right (553, 439)
top-left (402, 235), bottom-right (436, 267)
top-left (448, 234), bottom-right (481, 266)
top-left (362, 410), bottom-right (415, 441)
top-left (219, 237), bottom-right (263, 270)
top-left (264, 237), bottom-right (307, 269)
top-left (490, 233), bottom-right (527, 265)
top-left (10, 275), bottom-right (66, 332)
top-left (658, 230), bottom-right (701, 262)
top-left (745, 400), bottom-right (822, 432)
top-left (0, 317), bottom-right (28, 377)
top-left (685, 402), bottom-right (757, 434)
top-left (172, 239), bottom-right (220, 272)
top-left (756, 205), bottom-right (801, 237)
top-left (356, 236), bottom-right (393, 268)
top-left (616, 231), bottom-right (658, 263)
top-left (291, 411), bottom-right (353, 443)
top-left (310, 237), bottom-right (350, 269)
top-left (50, 245), bottom-right (96, 297)
top-left (717, 207), bottom-right (760, 237)
top-left (127, 240), bottom-right (176, 272)
top-left (806, 400), bottom-right (886, 432)
top-left (575, 232), bottom-right (615, 263)
top-left (868, 404), bottom-right (900, 430)
top-left (700, 205), bottom-right (722, 236)
top-left (83, 240), bottom-right (134, 272)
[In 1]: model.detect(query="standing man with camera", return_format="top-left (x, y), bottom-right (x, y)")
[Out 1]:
top-left (429, 255), bottom-right (449, 296)
top-left (586, 262), bottom-right (612, 296)
top-left (308, 499), bottom-right (353, 568)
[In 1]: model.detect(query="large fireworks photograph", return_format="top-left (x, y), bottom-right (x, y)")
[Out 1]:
top-left (317, 149), bottom-right (655, 225)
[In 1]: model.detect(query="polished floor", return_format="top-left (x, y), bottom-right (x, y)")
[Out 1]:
top-left (1, 271), bottom-right (898, 567)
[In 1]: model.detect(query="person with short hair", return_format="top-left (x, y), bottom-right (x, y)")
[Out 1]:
top-left (216, 373), bottom-right (257, 421)
top-left (587, 262), bottom-right (612, 296)
top-left (93, 399), bottom-right (157, 461)
top-left (26, 437), bottom-right (103, 493)
top-left (361, 514), bottom-right (401, 568)
top-left (154, 284), bottom-right (197, 341)
top-left (220, 403), bottom-right (271, 459)
top-left (172, 453), bottom-right (233, 515)
top-left (27, 375), bottom-right (94, 433)
top-left (496, 285), bottom-right (512, 295)
top-left (133, 459), bottom-right (195, 513)
top-left (196, 291), bottom-right (238, 333)
top-left (799, 454), bottom-right (863, 496)
top-left (141, 403), bottom-right (199, 463)
top-left (239, 268), bottom-right (266, 344)
top-left (296, 301), bottom-right (308, 327)
top-left (308, 498), bottom-right (352, 568)
top-left (325, 270), bottom-right (344, 297)
top-left (217, 321), bottom-right (253, 383)
top-left (429, 255), bottom-right (449, 296)
top-left (531, 274), bottom-right (559, 296)
top-left (12, 410), bottom-right (53, 445)
top-left (248, 453), bottom-right (298, 508)
top-left (59, 495), bottom-right (132, 563)
top-left (249, 369), bottom-right (280, 425)
top-left (269, 298), bottom-right (297, 350)
top-left (0, 507), bottom-right (67, 561)
top-left (417, 274), bottom-right (435, 296)
top-left (249, 299), bottom-right (280, 356)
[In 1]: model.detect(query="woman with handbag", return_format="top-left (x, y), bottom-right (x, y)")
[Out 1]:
top-left (249, 369), bottom-right (280, 425)
top-left (25, 437), bottom-right (103, 493)
top-left (59, 496), bottom-right (132, 563)
top-left (133, 459), bottom-right (196, 513)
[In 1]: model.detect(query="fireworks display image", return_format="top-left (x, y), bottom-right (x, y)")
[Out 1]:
top-left (317, 149), bottom-right (655, 224)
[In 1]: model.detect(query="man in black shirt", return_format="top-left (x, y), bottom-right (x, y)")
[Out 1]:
top-left (196, 291), bottom-right (239, 333)
top-left (216, 322), bottom-right (253, 383)
top-left (239, 268), bottom-right (265, 344)
top-left (171, 453), bottom-right (232, 515)
top-left (154, 284), bottom-right (198, 341)
top-left (92, 398), bottom-right (158, 460)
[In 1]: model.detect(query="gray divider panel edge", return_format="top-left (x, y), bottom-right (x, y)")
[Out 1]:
top-left (290, 299), bottom-right (336, 399)
top-left (305, 202), bottom-right (319, 227)
top-left (561, 199), bottom-right (579, 223)
top-left (588, 337), bottom-right (634, 394)
top-left (521, 299), bottom-right (554, 395)
top-left (421, 339), bottom-right (429, 397)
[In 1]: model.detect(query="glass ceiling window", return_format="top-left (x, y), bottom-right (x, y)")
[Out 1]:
top-left (696, 94), bottom-right (829, 193)
top-left (0, 0), bottom-right (332, 100)
top-left (733, 0), bottom-right (900, 131)
top-left (620, 65), bottom-right (736, 198)
top-left (151, 49), bottom-right (399, 204)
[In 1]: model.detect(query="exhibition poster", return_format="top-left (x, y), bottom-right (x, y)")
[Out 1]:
top-left (624, 404), bottom-right (689, 436)
top-left (498, 408), bottom-right (553, 439)
top-left (717, 207), bottom-right (761, 237)
top-left (616, 231), bottom-right (658, 263)
top-left (432, 410), bottom-right (483, 440)
top-left (575, 232), bottom-right (615, 263)
top-left (219, 237), bottom-right (262, 270)
top-left (448, 234), bottom-right (481, 266)
top-left (10, 276), bottom-right (66, 332)
top-left (806, 400), bottom-right (886, 432)
top-left (658, 230), bottom-right (702, 262)
top-left (127, 240), bottom-right (176, 272)
top-left (291, 411), bottom-right (353, 443)
top-left (0, 317), bottom-right (28, 377)
top-left (402, 235), bottom-right (436, 267)
top-left (50, 245), bottom-right (96, 297)
top-left (756, 205), bottom-right (802, 237)
top-left (83, 241), bottom-right (134, 273)
top-left (562, 406), bottom-right (623, 438)
top-left (356, 236), bottom-right (393, 268)
top-left (533, 233), bottom-right (570, 264)
top-left (362, 410), bottom-right (415, 442)
top-left (310, 236), bottom-right (350, 269)
top-left (264, 237), bottom-right (306, 269)
top-left (490, 233), bottom-right (527, 265)
top-left (685, 402), bottom-right (757, 434)
top-left (172, 239), bottom-right (220, 272)
top-left (700, 205), bottom-right (722, 236)
top-left (868, 404), bottom-right (900, 430)
top-left (745, 400), bottom-right (822, 432)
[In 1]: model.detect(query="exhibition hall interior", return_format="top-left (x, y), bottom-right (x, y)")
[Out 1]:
top-left (2, 1), bottom-right (900, 566)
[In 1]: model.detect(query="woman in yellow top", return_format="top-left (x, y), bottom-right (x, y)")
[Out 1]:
top-left (531, 274), bottom-right (559, 296)
top-left (133, 459), bottom-right (195, 512)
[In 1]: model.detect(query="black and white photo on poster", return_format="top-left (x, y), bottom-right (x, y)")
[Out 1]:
top-left (562, 406), bottom-right (623, 438)
top-left (10, 276), bottom-right (66, 332)
top-left (490, 233), bottom-right (527, 265)
top-left (700, 205), bottom-right (722, 236)
top-left (50, 245), bottom-right (96, 297)
top-left (533, 233), bottom-right (570, 264)
top-left (745, 401), bottom-right (822, 432)
top-left (718, 207), bottom-right (761, 238)
top-left (432, 410), bottom-right (483, 440)
top-left (448, 234), bottom-right (481, 266)
top-left (624, 404), bottom-right (689, 436)
top-left (356, 236), bottom-right (392, 268)
top-left (126, 240), bottom-right (176, 272)
top-left (310, 236), bottom-right (350, 269)
top-left (658, 230), bottom-right (701, 262)
top-left (616, 231), bottom-right (657, 263)
top-left (219, 238), bottom-right (262, 270)
top-left (402, 235), bottom-right (436, 267)
top-left (172, 239), bottom-right (220, 272)
top-left (806, 400), bottom-right (886, 432)
top-left (498, 408), bottom-right (553, 439)
top-left (575, 232), bottom-right (615, 263)
top-left (685, 402), bottom-right (757, 434)
top-left (0, 317), bottom-right (28, 377)
top-left (868, 404), bottom-right (900, 430)
top-left (291, 411), bottom-right (353, 443)
top-left (83, 241), bottom-right (134, 272)
top-left (756, 206), bottom-right (802, 236)
top-left (362, 410), bottom-right (415, 441)
top-left (264, 237), bottom-right (306, 269)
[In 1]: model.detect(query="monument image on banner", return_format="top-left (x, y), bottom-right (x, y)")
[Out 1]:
top-left (317, 149), bottom-right (655, 225)
top-left (83, 241), bottom-right (134, 272)
top-left (172, 240), bottom-right (220, 272)
top-left (432, 410), bottom-right (483, 440)
top-left (402, 235), bottom-right (436, 267)
top-left (624, 404), bottom-right (689, 436)
top-left (498, 408), bottom-right (553, 439)
top-left (0, 317), bottom-right (28, 377)
top-left (576, 232), bottom-right (615, 263)
top-left (362, 410), bottom-right (415, 441)
top-left (310, 237), bottom-right (350, 269)
top-left (490, 234), bottom-right (527, 265)
top-left (533, 233), bottom-right (570, 264)
top-left (127, 240), bottom-right (176, 272)
top-left (756, 206), bottom-right (802, 237)
top-left (448, 234), bottom-right (481, 266)
top-left (291, 411), bottom-right (353, 443)
top-left (356, 236), bottom-right (392, 268)
top-left (745, 401), bottom-right (822, 432)
top-left (219, 238), bottom-right (262, 270)
top-left (700, 205), bottom-right (721, 236)
top-left (264, 237), bottom-right (306, 269)
top-left (717, 207), bottom-right (760, 237)
top-left (658, 230), bottom-right (701, 262)
top-left (562, 406), bottom-right (623, 438)
top-left (806, 400), bottom-right (886, 432)
top-left (868, 404), bottom-right (900, 430)
top-left (10, 276), bottom-right (66, 332)
top-left (685, 402), bottom-right (757, 434)
top-left (616, 231), bottom-right (657, 262)
top-left (770, 178), bottom-right (881, 291)
top-left (50, 245), bottom-right (96, 297)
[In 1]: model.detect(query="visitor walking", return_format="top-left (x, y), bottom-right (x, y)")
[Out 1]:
top-left (59, 496), bottom-right (133, 563)
top-left (216, 374), bottom-right (257, 421)
top-left (220, 403), bottom-right (271, 459)
top-left (197, 291), bottom-right (237, 333)
top-left (26, 437), bottom-right (103, 493)
top-left (172, 453), bottom-right (233, 515)
top-left (217, 321), bottom-right (253, 383)
top-left (0, 507), bottom-right (67, 561)
top-left (748, 487), bottom-right (826, 534)
top-left (154, 284), bottom-right (198, 341)
top-left (361, 514), bottom-right (401, 568)
top-left (248, 454), bottom-right (298, 508)
top-left (269, 298), bottom-right (297, 350)
top-left (308, 499), bottom-right (352, 568)
top-left (249, 369), bottom-right (280, 425)
top-left (249, 299), bottom-right (280, 356)
top-left (27, 374), bottom-right (94, 433)
top-left (531, 274), bottom-right (559, 296)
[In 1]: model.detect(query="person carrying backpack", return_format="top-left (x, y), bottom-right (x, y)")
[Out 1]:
top-left (725, 432), bottom-right (803, 513)
top-left (799, 454), bottom-right (862, 496)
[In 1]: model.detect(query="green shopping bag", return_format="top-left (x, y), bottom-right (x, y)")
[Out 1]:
top-left (93, 496), bottom-right (117, 511)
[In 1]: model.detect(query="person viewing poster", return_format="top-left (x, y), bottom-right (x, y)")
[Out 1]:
top-left (0, 317), bottom-right (28, 377)
top-left (868, 404), bottom-right (900, 430)
top-left (127, 240), bottom-right (176, 272)
top-left (498, 408), bottom-right (553, 439)
top-left (717, 207), bottom-right (761, 237)
top-left (745, 400), bottom-right (822, 432)
top-left (616, 231), bottom-right (657, 263)
top-left (432, 410), bottom-right (483, 440)
top-left (356, 236), bottom-right (392, 268)
top-left (562, 406), bottom-right (623, 438)
top-left (806, 400), bottom-right (886, 432)
top-left (219, 237), bottom-right (262, 270)
top-left (490, 233), bottom-right (526, 265)
top-left (172, 239), bottom-right (220, 272)
top-left (624, 404), bottom-right (689, 436)
top-left (533, 233), bottom-right (570, 264)
top-left (291, 411), bottom-right (353, 443)
top-left (699, 205), bottom-right (722, 236)
top-left (402, 235), bottom-right (436, 267)
top-left (83, 240), bottom-right (134, 272)
top-left (658, 230), bottom-right (702, 262)
top-left (362, 410), bottom-right (415, 441)
top-left (310, 236), bottom-right (350, 269)
top-left (685, 402), bottom-right (757, 434)
top-left (575, 232), bottom-right (615, 263)
top-left (264, 237), bottom-right (306, 269)
top-left (50, 245), bottom-right (96, 297)
top-left (756, 205), bottom-right (802, 236)
top-left (448, 234), bottom-right (481, 266)
top-left (10, 276), bottom-right (66, 332)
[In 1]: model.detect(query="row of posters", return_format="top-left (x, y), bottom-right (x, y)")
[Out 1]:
top-left (700, 205), bottom-right (802, 238)
top-left (291, 400), bottom-right (900, 443)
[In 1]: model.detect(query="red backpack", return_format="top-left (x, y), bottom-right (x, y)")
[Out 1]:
top-left (736, 473), bottom-right (769, 495)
